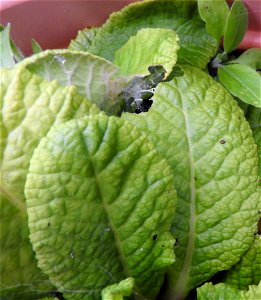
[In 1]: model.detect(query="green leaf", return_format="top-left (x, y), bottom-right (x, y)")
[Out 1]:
top-left (0, 193), bottom-right (55, 299)
top-left (218, 64), bottom-right (261, 108)
top-left (88, 0), bottom-right (218, 69)
top-left (0, 66), bottom-right (99, 205)
top-left (223, 0), bottom-right (248, 53)
top-left (21, 49), bottom-right (124, 115)
top-left (0, 66), bottom-right (99, 298)
top-left (101, 278), bottom-right (134, 300)
top-left (198, 0), bottom-right (230, 41)
top-left (245, 106), bottom-right (261, 176)
top-left (0, 24), bottom-right (15, 68)
top-left (25, 113), bottom-right (177, 299)
top-left (197, 281), bottom-right (261, 300)
top-left (69, 27), bottom-right (98, 51)
top-left (114, 28), bottom-right (179, 78)
top-left (224, 234), bottom-right (261, 289)
top-left (31, 39), bottom-right (43, 54)
top-left (0, 24), bottom-right (24, 67)
top-left (123, 65), bottom-right (260, 298)
top-left (229, 48), bottom-right (261, 70)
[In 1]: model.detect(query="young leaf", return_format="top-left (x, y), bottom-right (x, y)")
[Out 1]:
top-left (88, 0), bottom-right (218, 69)
top-left (223, 0), bottom-right (248, 53)
top-left (0, 24), bottom-right (24, 66)
top-left (197, 282), bottom-right (261, 300)
top-left (123, 65), bottom-right (260, 299)
top-left (218, 64), bottom-right (261, 108)
top-left (229, 48), bottom-right (261, 70)
top-left (0, 193), bottom-right (55, 299)
top-left (101, 278), bottom-right (134, 300)
top-left (21, 49), bottom-right (124, 115)
top-left (0, 24), bottom-right (15, 68)
top-left (69, 27), bottom-right (98, 51)
top-left (31, 39), bottom-right (43, 54)
top-left (224, 234), bottom-right (261, 289)
top-left (114, 28), bottom-right (179, 78)
top-left (198, 0), bottom-right (230, 41)
top-left (25, 113), bottom-right (176, 299)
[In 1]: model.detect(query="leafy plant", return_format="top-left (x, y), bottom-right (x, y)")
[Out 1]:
top-left (0, 0), bottom-right (260, 300)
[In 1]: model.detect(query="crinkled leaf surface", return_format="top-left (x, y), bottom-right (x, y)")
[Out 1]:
top-left (114, 28), bottom-right (179, 78)
top-left (0, 66), bottom-right (98, 299)
top-left (101, 278), bottom-right (134, 300)
top-left (69, 27), bottom-right (98, 52)
top-left (198, 0), bottom-right (229, 41)
top-left (88, 0), bottom-right (218, 69)
top-left (229, 48), bottom-right (261, 70)
top-left (218, 64), bottom-right (261, 108)
top-left (22, 49), bottom-right (123, 115)
top-left (197, 281), bottom-right (261, 300)
top-left (245, 106), bottom-right (261, 175)
top-left (25, 113), bottom-right (176, 299)
top-left (0, 66), bottom-right (99, 203)
top-left (0, 193), bottom-right (55, 299)
top-left (223, 0), bottom-right (248, 53)
top-left (123, 65), bottom-right (260, 299)
top-left (224, 234), bottom-right (261, 289)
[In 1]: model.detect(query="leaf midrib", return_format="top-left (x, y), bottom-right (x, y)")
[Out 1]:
top-left (170, 93), bottom-right (196, 300)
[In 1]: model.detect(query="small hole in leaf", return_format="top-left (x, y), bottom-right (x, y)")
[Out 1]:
top-left (194, 177), bottom-right (197, 181)
top-left (47, 222), bottom-right (51, 227)
top-left (162, 245), bottom-right (165, 248)
top-left (174, 239), bottom-right (179, 246)
top-left (220, 139), bottom-right (226, 144)
top-left (152, 234), bottom-right (158, 241)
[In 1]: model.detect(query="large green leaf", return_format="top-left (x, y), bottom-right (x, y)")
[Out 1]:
top-left (0, 66), bottom-right (99, 204)
top-left (229, 48), bottom-right (261, 70)
top-left (25, 113), bottom-right (176, 299)
top-left (114, 28), bottom-right (179, 77)
top-left (0, 66), bottom-right (98, 298)
top-left (223, 234), bottom-right (261, 289)
top-left (223, 0), bottom-right (248, 53)
top-left (123, 65), bottom-right (260, 299)
top-left (88, 0), bottom-right (218, 69)
top-left (0, 193), bottom-right (55, 299)
top-left (218, 64), bottom-right (261, 108)
top-left (101, 278), bottom-right (134, 300)
top-left (198, 0), bottom-right (229, 41)
top-left (21, 49), bottom-right (123, 115)
top-left (69, 27), bottom-right (98, 52)
top-left (197, 281), bottom-right (261, 300)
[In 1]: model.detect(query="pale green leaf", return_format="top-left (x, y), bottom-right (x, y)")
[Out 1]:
top-left (69, 27), bottom-right (98, 51)
top-left (218, 64), bottom-right (261, 107)
top-left (25, 113), bottom-right (176, 299)
top-left (123, 65), bottom-right (260, 298)
top-left (224, 235), bottom-right (261, 289)
top-left (198, 0), bottom-right (230, 41)
top-left (31, 39), bottom-right (43, 54)
top-left (0, 67), bottom-right (99, 298)
top-left (101, 278), bottom-right (134, 300)
top-left (21, 49), bottom-right (124, 115)
top-left (88, 0), bottom-right (218, 69)
top-left (0, 66), bottom-right (99, 204)
top-left (0, 193), bottom-right (55, 299)
top-left (0, 24), bottom-right (24, 67)
top-left (229, 48), bottom-right (261, 70)
top-left (0, 24), bottom-right (15, 68)
top-left (197, 281), bottom-right (261, 300)
top-left (223, 0), bottom-right (248, 53)
top-left (114, 28), bottom-right (179, 78)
